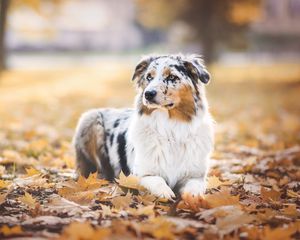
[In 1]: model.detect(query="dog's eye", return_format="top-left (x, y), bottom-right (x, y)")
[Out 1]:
top-left (146, 74), bottom-right (153, 81)
top-left (168, 74), bottom-right (177, 81)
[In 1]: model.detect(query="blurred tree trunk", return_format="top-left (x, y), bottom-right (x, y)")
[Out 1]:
top-left (0, 0), bottom-right (9, 71)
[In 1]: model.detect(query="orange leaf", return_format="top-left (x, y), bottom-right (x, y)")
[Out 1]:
top-left (261, 187), bottom-right (281, 202)
top-left (0, 225), bottom-right (23, 236)
top-left (204, 188), bottom-right (240, 208)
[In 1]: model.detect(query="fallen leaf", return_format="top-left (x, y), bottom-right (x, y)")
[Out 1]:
top-left (261, 187), bottom-right (281, 201)
top-left (281, 204), bottom-right (299, 217)
top-left (263, 224), bottom-right (297, 240)
top-left (206, 176), bottom-right (233, 189)
top-left (0, 193), bottom-right (8, 205)
top-left (25, 166), bottom-right (41, 176)
top-left (111, 192), bottom-right (132, 209)
top-left (287, 189), bottom-right (300, 198)
top-left (100, 204), bottom-right (112, 218)
top-left (116, 172), bottom-right (144, 191)
top-left (0, 179), bottom-right (11, 189)
top-left (204, 188), bottom-right (240, 208)
top-left (19, 192), bottom-right (37, 209)
top-left (77, 172), bottom-right (108, 191)
top-left (61, 221), bottom-right (111, 240)
top-left (0, 225), bottom-right (23, 236)
top-left (216, 209), bottom-right (256, 236)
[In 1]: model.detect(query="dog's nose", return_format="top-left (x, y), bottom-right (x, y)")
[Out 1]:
top-left (144, 90), bottom-right (157, 101)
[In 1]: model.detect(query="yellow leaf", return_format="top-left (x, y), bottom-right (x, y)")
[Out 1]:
top-left (116, 172), bottom-right (145, 191)
top-left (25, 167), bottom-right (41, 177)
top-left (61, 222), bottom-right (111, 240)
top-left (77, 172), bottom-right (108, 191)
top-left (129, 204), bottom-right (155, 216)
top-left (0, 225), bottom-right (23, 236)
top-left (206, 176), bottom-right (233, 189)
top-left (0, 179), bottom-right (11, 189)
top-left (19, 192), bottom-right (37, 209)
top-left (134, 217), bottom-right (175, 240)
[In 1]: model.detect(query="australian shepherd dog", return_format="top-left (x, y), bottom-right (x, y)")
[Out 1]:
top-left (73, 54), bottom-right (214, 199)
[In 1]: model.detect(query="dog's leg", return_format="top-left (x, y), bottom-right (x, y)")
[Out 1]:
top-left (140, 176), bottom-right (175, 199)
top-left (75, 148), bottom-right (97, 178)
top-left (180, 178), bottom-right (206, 197)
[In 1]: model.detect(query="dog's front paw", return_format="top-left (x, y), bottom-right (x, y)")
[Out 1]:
top-left (140, 176), bottom-right (176, 200)
top-left (151, 184), bottom-right (176, 200)
top-left (181, 179), bottom-right (206, 198)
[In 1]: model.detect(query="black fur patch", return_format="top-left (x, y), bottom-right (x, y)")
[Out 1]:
top-left (174, 64), bottom-right (199, 96)
top-left (113, 119), bottom-right (120, 128)
top-left (98, 144), bottom-right (115, 181)
top-left (110, 133), bottom-right (114, 146)
top-left (117, 131), bottom-right (130, 176)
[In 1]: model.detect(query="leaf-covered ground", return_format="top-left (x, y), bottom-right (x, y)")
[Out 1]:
top-left (0, 62), bottom-right (300, 239)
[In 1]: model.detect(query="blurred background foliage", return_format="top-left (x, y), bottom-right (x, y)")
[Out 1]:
top-left (0, 0), bottom-right (299, 148)
top-left (0, 0), bottom-right (300, 70)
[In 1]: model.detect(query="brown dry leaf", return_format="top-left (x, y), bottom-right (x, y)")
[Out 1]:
top-left (116, 172), bottom-right (145, 191)
top-left (261, 187), bottom-right (281, 201)
top-left (204, 188), bottom-right (240, 208)
top-left (45, 195), bottom-right (89, 215)
top-left (19, 192), bottom-right (37, 209)
top-left (216, 208), bottom-right (256, 236)
top-left (281, 204), bottom-right (299, 217)
top-left (0, 193), bottom-right (8, 205)
top-left (263, 224), bottom-right (298, 240)
top-left (198, 205), bottom-right (241, 221)
top-left (14, 174), bottom-right (51, 188)
top-left (206, 176), bottom-right (233, 189)
top-left (287, 189), bottom-right (300, 198)
top-left (0, 179), bottom-right (11, 189)
top-left (58, 188), bottom-right (96, 205)
top-left (25, 166), bottom-right (41, 176)
top-left (0, 225), bottom-right (23, 236)
top-left (111, 192), bottom-right (132, 209)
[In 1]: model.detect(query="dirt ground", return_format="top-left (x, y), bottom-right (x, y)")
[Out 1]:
top-left (0, 62), bottom-right (299, 239)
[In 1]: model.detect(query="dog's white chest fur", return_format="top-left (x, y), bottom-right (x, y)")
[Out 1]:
top-left (128, 110), bottom-right (214, 188)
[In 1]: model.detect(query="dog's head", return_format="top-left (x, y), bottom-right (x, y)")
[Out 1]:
top-left (132, 54), bottom-right (210, 122)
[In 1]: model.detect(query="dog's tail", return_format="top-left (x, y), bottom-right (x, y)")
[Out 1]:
top-left (73, 109), bottom-right (106, 178)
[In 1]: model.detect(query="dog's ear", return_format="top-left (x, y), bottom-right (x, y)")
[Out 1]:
top-left (132, 55), bottom-right (156, 82)
top-left (183, 55), bottom-right (210, 84)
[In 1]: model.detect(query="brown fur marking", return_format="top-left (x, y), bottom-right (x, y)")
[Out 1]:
top-left (168, 85), bottom-right (196, 122)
